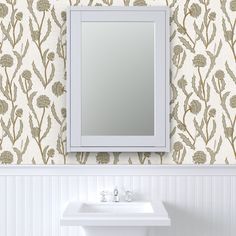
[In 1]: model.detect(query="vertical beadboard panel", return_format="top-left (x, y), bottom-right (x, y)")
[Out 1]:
top-left (6, 176), bottom-right (16, 236)
top-left (87, 176), bottom-right (96, 202)
top-left (132, 175), bottom-right (141, 200)
top-left (42, 176), bottom-right (51, 236)
top-left (140, 176), bottom-right (150, 201)
top-left (15, 176), bottom-right (24, 236)
top-left (230, 176), bottom-right (236, 236)
top-left (33, 176), bottom-right (41, 236)
top-left (0, 171), bottom-right (236, 236)
top-left (0, 176), bottom-right (7, 236)
top-left (213, 176), bottom-right (222, 236)
top-left (24, 175), bottom-right (33, 236)
top-left (58, 176), bottom-right (68, 236)
top-left (202, 176), bottom-right (212, 236)
top-left (68, 176), bottom-right (78, 236)
top-left (175, 176), bottom-right (186, 236)
top-left (52, 176), bottom-right (60, 236)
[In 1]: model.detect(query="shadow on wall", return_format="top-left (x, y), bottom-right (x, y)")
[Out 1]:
top-left (148, 203), bottom-right (226, 236)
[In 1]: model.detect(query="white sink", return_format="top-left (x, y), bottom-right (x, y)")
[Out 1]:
top-left (61, 201), bottom-right (170, 236)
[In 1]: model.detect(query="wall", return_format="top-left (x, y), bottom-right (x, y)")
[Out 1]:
top-left (0, 166), bottom-right (236, 236)
top-left (0, 0), bottom-right (236, 165)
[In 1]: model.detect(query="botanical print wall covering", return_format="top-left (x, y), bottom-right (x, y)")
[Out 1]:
top-left (0, 0), bottom-right (235, 165)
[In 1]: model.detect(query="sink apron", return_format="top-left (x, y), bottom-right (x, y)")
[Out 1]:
top-left (82, 226), bottom-right (148, 236)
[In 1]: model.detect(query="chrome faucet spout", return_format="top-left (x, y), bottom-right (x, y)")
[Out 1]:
top-left (113, 188), bottom-right (119, 202)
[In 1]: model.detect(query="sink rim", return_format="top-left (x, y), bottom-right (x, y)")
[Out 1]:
top-left (61, 201), bottom-right (171, 227)
top-left (78, 201), bottom-right (155, 214)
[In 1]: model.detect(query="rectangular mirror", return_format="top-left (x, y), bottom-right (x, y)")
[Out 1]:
top-left (67, 7), bottom-right (169, 152)
top-left (82, 22), bottom-right (154, 136)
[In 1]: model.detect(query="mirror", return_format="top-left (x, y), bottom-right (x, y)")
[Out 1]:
top-left (67, 7), bottom-right (169, 152)
top-left (81, 22), bottom-right (154, 136)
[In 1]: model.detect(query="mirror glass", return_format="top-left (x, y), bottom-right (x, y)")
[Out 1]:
top-left (81, 22), bottom-right (155, 136)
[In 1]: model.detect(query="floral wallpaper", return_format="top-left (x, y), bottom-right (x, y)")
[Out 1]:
top-left (0, 0), bottom-right (235, 165)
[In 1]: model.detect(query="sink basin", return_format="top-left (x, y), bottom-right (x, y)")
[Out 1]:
top-left (79, 202), bottom-right (154, 214)
top-left (61, 201), bottom-right (170, 227)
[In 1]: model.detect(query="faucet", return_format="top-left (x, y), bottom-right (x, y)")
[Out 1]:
top-left (113, 188), bottom-right (119, 202)
top-left (125, 190), bottom-right (133, 202)
top-left (100, 191), bottom-right (108, 202)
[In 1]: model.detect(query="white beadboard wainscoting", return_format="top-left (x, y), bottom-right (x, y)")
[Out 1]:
top-left (0, 165), bottom-right (235, 236)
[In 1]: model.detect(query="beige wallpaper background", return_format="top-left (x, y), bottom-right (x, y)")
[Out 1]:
top-left (0, 0), bottom-right (235, 165)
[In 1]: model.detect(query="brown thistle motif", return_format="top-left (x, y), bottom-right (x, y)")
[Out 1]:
top-left (28, 0), bottom-right (54, 89)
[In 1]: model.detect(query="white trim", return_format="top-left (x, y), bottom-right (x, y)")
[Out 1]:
top-left (0, 165), bottom-right (235, 176)
top-left (66, 8), bottom-right (71, 151)
top-left (81, 136), bottom-right (163, 147)
top-left (69, 6), bottom-right (169, 11)
top-left (69, 146), bottom-right (169, 152)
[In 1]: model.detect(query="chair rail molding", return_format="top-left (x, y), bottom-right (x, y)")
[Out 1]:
top-left (0, 165), bottom-right (235, 176)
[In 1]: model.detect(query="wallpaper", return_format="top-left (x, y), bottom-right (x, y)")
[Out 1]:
top-left (0, 0), bottom-right (235, 165)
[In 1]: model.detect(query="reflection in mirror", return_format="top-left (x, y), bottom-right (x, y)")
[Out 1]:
top-left (81, 22), bottom-right (155, 136)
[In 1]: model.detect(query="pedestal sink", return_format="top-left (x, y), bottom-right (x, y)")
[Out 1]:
top-left (61, 201), bottom-right (171, 236)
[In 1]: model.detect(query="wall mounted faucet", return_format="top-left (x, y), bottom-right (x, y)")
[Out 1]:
top-left (100, 188), bottom-right (133, 202)
top-left (113, 188), bottom-right (119, 202)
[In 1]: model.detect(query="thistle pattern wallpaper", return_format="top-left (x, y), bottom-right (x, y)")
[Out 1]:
top-left (0, 0), bottom-right (235, 165)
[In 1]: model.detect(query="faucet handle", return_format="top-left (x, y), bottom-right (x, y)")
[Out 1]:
top-left (100, 191), bottom-right (108, 202)
top-left (125, 190), bottom-right (133, 202)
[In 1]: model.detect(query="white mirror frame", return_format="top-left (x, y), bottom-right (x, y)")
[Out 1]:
top-left (67, 7), bottom-right (170, 152)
